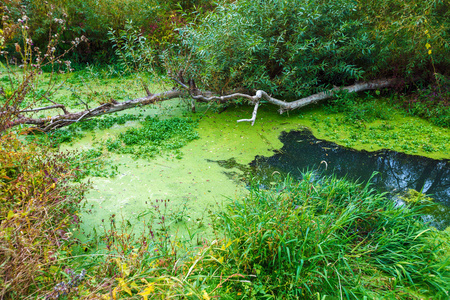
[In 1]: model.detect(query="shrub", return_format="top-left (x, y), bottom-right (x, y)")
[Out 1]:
top-left (181, 0), bottom-right (450, 98)
top-left (3, 0), bottom-right (214, 64)
top-left (402, 74), bottom-right (450, 128)
top-left (0, 133), bottom-right (88, 298)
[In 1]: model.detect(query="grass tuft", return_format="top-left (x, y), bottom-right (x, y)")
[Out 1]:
top-left (216, 173), bottom-right (450, 299)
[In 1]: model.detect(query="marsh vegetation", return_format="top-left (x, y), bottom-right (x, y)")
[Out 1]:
top-left (1, 0), bottom-right (450, 299)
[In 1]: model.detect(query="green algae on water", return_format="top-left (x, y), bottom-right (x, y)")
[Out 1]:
top-left (63, 97), bottom-right (449, 242)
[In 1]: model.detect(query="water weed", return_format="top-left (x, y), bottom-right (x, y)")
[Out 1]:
top-left (111, 116), bottom-right (199, 159)
top-left (314, 97), bottom-right (449, 159)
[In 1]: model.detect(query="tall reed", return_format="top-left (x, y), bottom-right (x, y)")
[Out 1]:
top-left (217, 172), bottom-right (450, 299)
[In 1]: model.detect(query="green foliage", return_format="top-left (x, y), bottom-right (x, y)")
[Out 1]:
top-left (5, 0), bottom-right (213, 63)
top-left (215, 173), bottom-right (450, 299)
top-left (66, 173), bottom-right (449, 299)
top-left (182, 0), bottom-right (450, 98)
top-left (109, 21), bottom-right (156, 73)
top-left (107, 20), bottom-right (162, 92)
top-left (325, 90), bottom-right (392, 123)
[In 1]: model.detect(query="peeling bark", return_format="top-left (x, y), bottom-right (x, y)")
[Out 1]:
top-left (6, 90), bottom-right (183, 132)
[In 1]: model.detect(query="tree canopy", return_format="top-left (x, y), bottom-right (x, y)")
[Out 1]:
top-left (180, 0), bottom-right (450, 97)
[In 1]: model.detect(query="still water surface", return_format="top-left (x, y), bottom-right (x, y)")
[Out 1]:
top-left (249, 130), bottom-right (450, 229)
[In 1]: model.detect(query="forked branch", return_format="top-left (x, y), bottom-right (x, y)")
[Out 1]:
top-left (237, 101), bottom-right (259, 126)
top-left (191, 78), bottom-right (401, 125)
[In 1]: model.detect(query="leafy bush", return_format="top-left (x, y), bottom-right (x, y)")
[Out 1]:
top-left (401, 74), bottom-right (450, 127)
top-left (0, 134), bottom-right (87, 298)
top-left (3, 0), bottom-right (214, 63)
top-left (325, 90), bottom-right (392, 124)
top-left (181, 0), bottom-right (450, 98)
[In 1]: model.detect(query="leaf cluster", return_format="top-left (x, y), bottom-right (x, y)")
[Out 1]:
top-left (5, 0), bottom-right (214, 64)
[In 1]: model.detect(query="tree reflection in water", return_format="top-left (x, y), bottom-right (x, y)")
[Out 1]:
top-left (251, 130), bottom-right (450, 230)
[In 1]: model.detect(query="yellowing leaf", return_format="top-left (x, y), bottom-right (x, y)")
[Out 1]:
top-left (117, 278), bottom-right (132, 296)
top-left (221, 240), bottom-right (233, 250)
top-left (218, 256), bottom-right (224, 264)
top-left (6, 210), bottom-right (15, 220)
top-left (202, 290), bottom-right (210, 300)
top-left (112, 287), bottom-right (118, 300)
top-left (114, 258), bottom-right (130, 276)
top-left (138, 283), bottom-right (155, 300)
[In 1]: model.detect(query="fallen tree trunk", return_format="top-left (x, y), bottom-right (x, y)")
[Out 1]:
top-left (191, 78), bottom-right (401, 119)
top-left (6, 90), bottom-right (184, 132)
top-left (4, 77), bottom-right (401, 132)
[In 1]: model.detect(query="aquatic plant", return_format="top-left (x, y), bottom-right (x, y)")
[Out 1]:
top-left (52, 172), bottom-right (450, 299)
top-left (111, 116), bottom-right (199, 159)
top-left (27, 113), bottom-right (141, 147)
top-left (216, 173), bottom-right (450, 299)
top-left (399, 189), bottom-right (433, 205)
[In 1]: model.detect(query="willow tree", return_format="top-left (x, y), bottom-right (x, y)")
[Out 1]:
top-left (1, 0), bottom-right (449, 131)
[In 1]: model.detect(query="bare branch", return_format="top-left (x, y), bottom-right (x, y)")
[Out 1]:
top-left (192, 92), bottom-right (255, 103)
top-left (20, 104), bottom-right (68, 114)
top-left (4, 77), bottom-right (402, 132)
top-left (171, 77), bottom-right (189, 90)
top-left (191, 78), bottom-right (400, 123)
top-left (40, 95), bottom-right (70, 114)
top-left (237, 101), bottom-right (259, 126)
top-left (7, 89), bottom-right (185, 132)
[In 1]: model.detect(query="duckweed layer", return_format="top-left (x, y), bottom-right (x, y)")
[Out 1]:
top-left (63, 96), bottom-right (449, 240)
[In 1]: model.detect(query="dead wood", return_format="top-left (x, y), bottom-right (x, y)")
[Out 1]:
top-left (3, 77), bottom-right (401, 132)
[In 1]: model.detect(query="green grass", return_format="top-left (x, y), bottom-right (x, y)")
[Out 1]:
top-left (38, 172), bottom-right (449, 299)
top-left (215, 173), bottom-right (450, 299)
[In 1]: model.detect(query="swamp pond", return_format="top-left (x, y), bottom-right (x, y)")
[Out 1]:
top-left (61, 100), bottom-right (450, 242)
top-left (250, 129), bottom-right (450, 230)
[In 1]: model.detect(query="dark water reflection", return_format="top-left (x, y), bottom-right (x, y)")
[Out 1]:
top-left (250, 130), bottom-right (450, 230)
